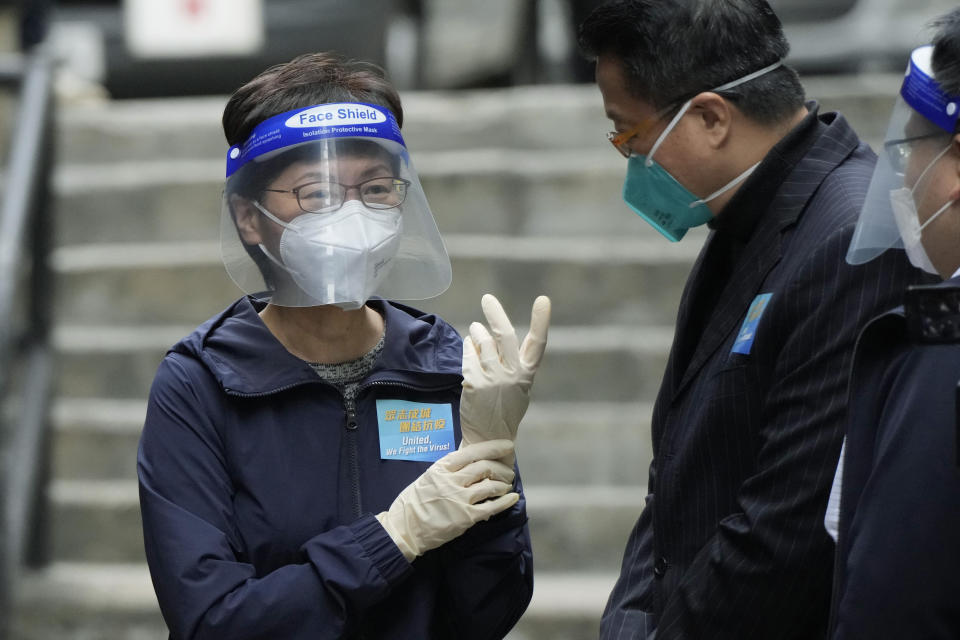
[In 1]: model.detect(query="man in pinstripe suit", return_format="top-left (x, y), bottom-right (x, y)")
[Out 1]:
top-left (578, 1), bottom-right (930, 638)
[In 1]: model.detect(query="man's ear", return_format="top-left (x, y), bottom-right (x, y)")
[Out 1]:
top-left (688, 92), bottom-right (732, 150)
top-left (229, 193), bottom-right (263, 245)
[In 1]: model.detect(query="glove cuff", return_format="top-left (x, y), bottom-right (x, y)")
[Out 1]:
top-left (375, 510), bottom-right (419, 562)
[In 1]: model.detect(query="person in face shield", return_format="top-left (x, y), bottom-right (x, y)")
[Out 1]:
top-left (137, 52), bottom-right (550, 640)
top-left (827, 10), bottom-right (960, 638)
top-left (577, 1), bottom-right (931, 638)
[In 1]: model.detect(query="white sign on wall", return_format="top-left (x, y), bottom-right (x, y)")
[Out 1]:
top-left (124, 0), bottom-right (264, 59)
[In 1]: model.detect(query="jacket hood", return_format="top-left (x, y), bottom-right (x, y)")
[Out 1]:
top-left (170, 297), bottom-right (463, 396)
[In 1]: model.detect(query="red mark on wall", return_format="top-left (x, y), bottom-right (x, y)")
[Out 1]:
top-left (184, 0), bottom-right (206, 18)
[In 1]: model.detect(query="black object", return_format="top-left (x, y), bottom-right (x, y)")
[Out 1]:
top-left (905, 284), bottom-right (960, 344)
top-left (956, 381), bottom-right (960, 468)
top-left (906, 284), bottom-right (960, 467)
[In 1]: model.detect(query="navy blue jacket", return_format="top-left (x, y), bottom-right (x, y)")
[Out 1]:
top-left (138, 297), bottom-right (533, 640)
top-left (830, 277), bottom-right (960, 638)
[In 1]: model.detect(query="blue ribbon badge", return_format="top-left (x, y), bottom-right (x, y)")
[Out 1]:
top-left (376, 399), bottom-right (456, 462)
top-left (732, 293), bottom-right (773, 355)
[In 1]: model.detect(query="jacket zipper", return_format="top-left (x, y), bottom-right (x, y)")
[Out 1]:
top-left (343, 378), bottom-right (461, 519)
top-left (344, 401), bottom-right (362, 520)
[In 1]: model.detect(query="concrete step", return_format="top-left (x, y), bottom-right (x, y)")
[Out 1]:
top-left (51, 399), bottom-right (144, 481)
top-left (45, 477), bottom-right (643, 572)
top-left (51, 398), bottom-right (654, 486)
top-left (47, 479), bottom-right (144, 564)
top-left (507, 572), bottom-right (619, 640)
top-left (52, 323), bottom-right (672, 403)
top-left (13, 562), bottom-right (617, 640)
top-left (51, 150), bottom-right (649, 243)
top-left (13, 563), bottom-right (166, 640)
top-left (53, 77), bottom-right (901, 165)
top-left (50, 236), bottom-right (699, 328)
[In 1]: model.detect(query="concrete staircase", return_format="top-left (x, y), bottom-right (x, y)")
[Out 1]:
top-left (12, 75), bottom-right (899, 639)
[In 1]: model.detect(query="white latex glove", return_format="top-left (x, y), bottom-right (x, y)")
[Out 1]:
top-left (375, 439), bottom-right (518, 562)
top-left (459, 294), bottom-right (551, 466)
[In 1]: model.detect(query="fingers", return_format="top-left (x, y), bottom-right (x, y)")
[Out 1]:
top-left (469, 491), bottom-right (520, 521)
top-left (481, 294), bottom-right (521, 370)
top-left (461, 336), bottom-right (482, 389)
top-left (457, 458), bottom-right (516, 486)
top-left (468, 321), bottom-right (501, 373)
top-left (464, 477), bottom-right (514, 503)
top-left (519, 295), bottom-right (551, 371)
top-left (440, 439), bottom-right (515, 472)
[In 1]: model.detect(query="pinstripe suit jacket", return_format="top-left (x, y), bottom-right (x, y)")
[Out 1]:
top-left (600, 110), bottom-right (929, 640)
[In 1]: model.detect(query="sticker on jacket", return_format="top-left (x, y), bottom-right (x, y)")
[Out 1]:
top-left (376, 399), bottom-right (456, 462)
top-left (731, 293), bottom-right (773, 355)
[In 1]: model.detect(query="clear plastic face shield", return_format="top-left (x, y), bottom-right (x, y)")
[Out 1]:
top-left (221, 102), bottom-right (452, 308)
top-left (846, 45), bottom-right (959, 268)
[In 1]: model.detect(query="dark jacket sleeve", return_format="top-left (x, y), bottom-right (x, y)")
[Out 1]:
top-left (833, 346), bottom-right (960, 639)
top-left (655, 229), bottom-right (918, 639)
top-left (138, 354), bottom-right (412, 640)
top-left (436, 464), bottom-right (534, 640)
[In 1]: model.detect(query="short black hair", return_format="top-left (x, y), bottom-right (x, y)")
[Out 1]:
top-left (222, 51), bottom-right (403, 147)
top-left (931, 8), bottom-right (960, 98)
top-left (578, 0), bottom-right (805, 125)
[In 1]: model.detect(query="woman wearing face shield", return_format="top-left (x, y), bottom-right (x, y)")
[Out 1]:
top-left (828, 10), bottom-right (960, 638)
top-left (137, 52), bottom-right (550, 640)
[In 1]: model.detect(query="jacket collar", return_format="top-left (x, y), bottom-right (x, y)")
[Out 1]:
top-left (172, 297), bottom-right (462, 396)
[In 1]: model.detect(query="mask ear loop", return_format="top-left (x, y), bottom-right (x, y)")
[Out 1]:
top-left (253, 200), bottom-right (294, 230)
top-left (644, 59), bottom-right (785, 169)
top-left (911, 143), bottom-right (957, 235)
top-left (250, 200), bottom-right (304, 278)
top-left (645, 101), bottom-right (691, 168)
top-left (687, 60), bottom-right (785, 206)
top-left (910, 143), bottom-right (953, 197)
top-left (917, 198), bottom-right (956, 235)
top-left (690, 161), bottom-right (761, 208)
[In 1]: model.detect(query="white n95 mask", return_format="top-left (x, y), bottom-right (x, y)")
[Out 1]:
top-left (253, 199), bottom-right (402, 309)
top-left (889, 188), bottom-right (949, 274)
top-left (889, 143), bottom-right (955, 275)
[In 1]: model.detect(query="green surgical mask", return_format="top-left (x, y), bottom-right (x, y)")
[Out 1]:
top-left (621, 60), bottom-right (782, 241)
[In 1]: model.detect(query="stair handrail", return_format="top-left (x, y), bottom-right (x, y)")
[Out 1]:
top-left (0, 39), bottom-right (56, 639)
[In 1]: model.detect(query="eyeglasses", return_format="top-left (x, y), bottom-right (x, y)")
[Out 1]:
top-left (606, 105), bottom-right (677, 158)
top-left (262, 176), bottom-right (412, 213)
top-left (884, 132), bottom-right (950, 175)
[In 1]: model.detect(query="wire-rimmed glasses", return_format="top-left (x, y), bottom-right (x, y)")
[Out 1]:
top-left (262, 176), bottom-right (412, 214)
top-left (884, 131), bottom-right (950, 175)
top-left (606, 105), bottom-right (677, 158)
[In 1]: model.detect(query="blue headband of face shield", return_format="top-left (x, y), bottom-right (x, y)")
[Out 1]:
top-left (622, 59), bottom-right (784, 242)
top-left (901, 45), bottom-right (960, 135)
top-left (225, 102), bottom-right (407, 178)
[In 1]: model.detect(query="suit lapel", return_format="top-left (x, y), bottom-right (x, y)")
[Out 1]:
top-left (669, 111), bottom-right (863, 404)
top-left (659, 230), bottom-right (719, 400)
top-left (672, 217), bottom-right (782, 399)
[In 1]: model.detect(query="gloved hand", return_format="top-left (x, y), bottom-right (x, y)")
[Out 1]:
top-left (375, 439), bottom-right (519, 562)
top-left (459, 294), bottom-right (551, 466)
